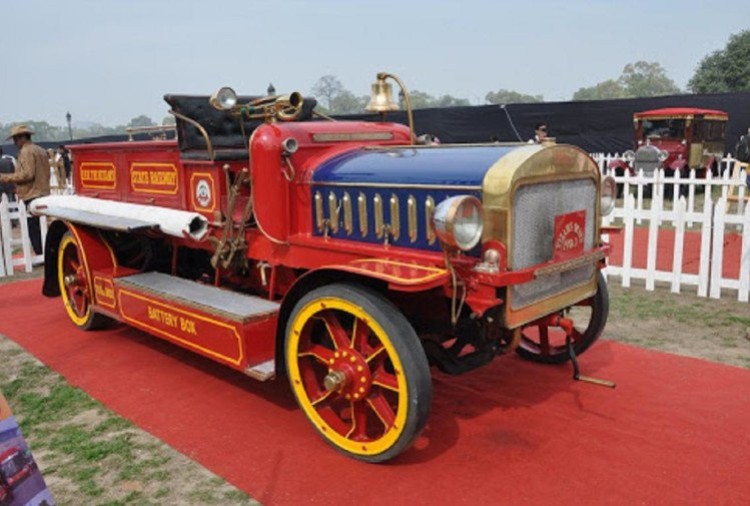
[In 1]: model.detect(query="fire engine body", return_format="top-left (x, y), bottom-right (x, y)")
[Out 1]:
top-left (34, 86), bottom-right (615, 462)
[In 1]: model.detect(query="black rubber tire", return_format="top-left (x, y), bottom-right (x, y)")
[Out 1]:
top-left (516, 271), bottom-right (609, 364)
top-left (285, 283), bottom-right (432, 463)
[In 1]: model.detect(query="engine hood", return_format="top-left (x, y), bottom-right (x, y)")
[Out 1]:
top-left (311, 145), bottom-right (521, 188)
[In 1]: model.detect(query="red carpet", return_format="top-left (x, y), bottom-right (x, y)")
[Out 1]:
top-left (1, 279), bottom-right (749, 505)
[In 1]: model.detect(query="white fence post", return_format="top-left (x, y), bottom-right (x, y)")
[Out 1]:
top-left (16, 201), bottom-right (33, 273)
top-left (621, 193), bottom-right (635, 288)
top-left (739, 202), bottom-right (750, 303)
top-left (671, 197), bottom-right (687, 293)
top-left (0, 194), bottom-right (10, 276)
top-left (697, 193), bottom-right (713, 298)
top-left (709, 198), bottom-right (727, 299)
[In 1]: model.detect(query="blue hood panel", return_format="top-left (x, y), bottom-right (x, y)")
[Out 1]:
top-left (310, 145), bottom-right (521, 253)
top-left (312, 145), bottom-right (519, 187)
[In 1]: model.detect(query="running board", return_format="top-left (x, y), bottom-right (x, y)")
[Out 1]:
top-left (112, 272), bottom-right (279, 376)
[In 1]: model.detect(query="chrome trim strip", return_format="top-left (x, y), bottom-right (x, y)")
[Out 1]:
top-left (390, 194), bottom-right (400, 241)
top-left (328, 191), bottom-right (339, 233)
top-left (374, 194), bottom-right (384, 238)
top-left (407, 195), bottom-right (417, 243)
top-left (313, 132), bottom-right (394, 142)
top-left (358, 192), bottom-right (368, 237)
top-left (314, 191), bottom-right (324, 232)
top-left (342, 192), bottom-right (353, 235)
top-left (425, 196), bottom-right (436, 245)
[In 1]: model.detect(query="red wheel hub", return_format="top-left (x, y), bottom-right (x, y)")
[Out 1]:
top-left (324, 347), bottom-right (372, 401)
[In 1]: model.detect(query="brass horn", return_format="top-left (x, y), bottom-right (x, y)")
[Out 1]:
top-left (210, 87), bottom-right (305, 122)
top-left (244, 92), bottom-right (304, 122)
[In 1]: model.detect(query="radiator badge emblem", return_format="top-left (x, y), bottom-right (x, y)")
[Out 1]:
top-left (553, 210), bottom-right (586, 261)
top-left (196, 179), bottom-right (212, 208)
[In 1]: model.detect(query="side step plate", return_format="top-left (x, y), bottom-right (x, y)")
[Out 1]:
top-left (112, 272), bottom-right (279, 375)
top-left (116, 272), bottom-right (279, 323)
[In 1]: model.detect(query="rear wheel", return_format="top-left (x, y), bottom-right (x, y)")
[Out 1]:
top-left (57, 232), bottom-right (109, 330)
top-left (285, 283), bottom-right (432, 462)
top-left (516, 271), bottom-right (609, 364)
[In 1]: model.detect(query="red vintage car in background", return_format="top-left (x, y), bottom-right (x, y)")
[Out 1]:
top-left (32, 73), bottom-right (617, 462)
top-left (608, 107), bottom-right (728, 196)
top-left (0, 447), bottom-right (34, 489)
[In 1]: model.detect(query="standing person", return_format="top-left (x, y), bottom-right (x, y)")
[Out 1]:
top-left (529, 123), bottom-right (548, 144)
top-left (0, 125), bottom-right (51, 256)
top-left (0, 147), bottom-right (16, 202)
top-left (57, 145), bottom-right (72, 187)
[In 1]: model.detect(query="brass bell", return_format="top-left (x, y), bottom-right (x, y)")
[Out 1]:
top-left (365, 78), bottom-right (399, 112)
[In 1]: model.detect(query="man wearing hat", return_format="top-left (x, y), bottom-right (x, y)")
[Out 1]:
top-left (0, 125), bottom-right (51, 256)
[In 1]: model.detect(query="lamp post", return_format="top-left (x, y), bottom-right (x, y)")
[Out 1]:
top-left (65, 112), bottom-right (72, 141)
top-left (267, 83), bottom-right (276, 96)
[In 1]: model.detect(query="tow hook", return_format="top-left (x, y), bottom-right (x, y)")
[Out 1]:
top-left (552, 315), bottom-right (616, 389)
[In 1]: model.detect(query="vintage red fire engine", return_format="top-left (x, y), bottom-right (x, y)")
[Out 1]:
top-left (34, 73), bottom-right (617, 462)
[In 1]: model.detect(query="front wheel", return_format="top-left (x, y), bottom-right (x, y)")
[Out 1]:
top-left (285, 283), bottom-right (432, 462)
top-left (516, 271), bottom-right (609, 364)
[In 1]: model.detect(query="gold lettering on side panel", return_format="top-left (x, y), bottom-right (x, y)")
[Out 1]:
top-left (328, 191), bottom-right (339, 233)
top-left (425, 196), bottom-right (436, 245)
top-left (315, 191), bottom-right (324, 232)
top-left (390, 194), bottom-right (400, 241)
top-left (358, 192), bottom-right (368, 237)
top-left (374, 194), bottom-right (384, 238)
top-left (407, 195), bottom-right (418, 243)
top-left (342, 192), bottom-right (353, 235)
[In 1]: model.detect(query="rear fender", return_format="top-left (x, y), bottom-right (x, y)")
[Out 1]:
top-left (42, 221), bottom-right (118, 298)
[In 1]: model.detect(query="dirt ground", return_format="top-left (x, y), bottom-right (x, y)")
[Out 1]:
top-left (604, 281), bottom-right (750, 369)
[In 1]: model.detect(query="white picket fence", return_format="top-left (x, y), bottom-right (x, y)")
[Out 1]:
top-left (0, 194), bottom-right (48, 276)
top-left (594, 153), bottom-right (750, 302)
top-left (1, 157), bottom-right (749, 303)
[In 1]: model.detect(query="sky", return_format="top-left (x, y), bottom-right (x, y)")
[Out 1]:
top-left (0, 0), bottom-right (747, 127)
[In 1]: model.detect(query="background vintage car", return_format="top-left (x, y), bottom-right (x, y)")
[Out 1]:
top-left (607, 107), bottom-right (728, 197)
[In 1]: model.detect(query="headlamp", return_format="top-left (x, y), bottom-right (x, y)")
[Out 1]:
top-left (433, 195), bottom-right (484, 251)
top-left (209, 87), bottom-right (238, 111)
top-left (600, 175), bottom-right (616, 216)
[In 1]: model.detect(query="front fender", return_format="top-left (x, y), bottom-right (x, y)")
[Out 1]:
top-left (607, 160), bottom-right (631, 174)
top-left (668, 159), bottom-right (688, 172)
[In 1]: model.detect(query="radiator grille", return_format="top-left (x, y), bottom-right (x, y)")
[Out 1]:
top-left (510, 179), bottom-right (596, 309)
top-left (634, 145), bottom-right (661, 175)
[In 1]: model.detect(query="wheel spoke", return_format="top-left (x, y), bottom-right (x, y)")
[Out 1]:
top-left (372, 369), bottom-right (399, 392)
top-left (345, 401), bottom-right (368, 440)
top-left (319, 311), bottom-right (352, 350)
top-left (351, 317), bottom-right (370, 354)
top-left (367, 391), bottom-right (397, 430)
top-left (538, 326), bottom-right (550, 357)
top-left (298, 344), bottom-right (336, 364)
top-left (365, 344), bottom-right (386, 364)
top-left (570, 327), bottom-right (585, 344)
top-left (310, 388), bottom-right (335, 407)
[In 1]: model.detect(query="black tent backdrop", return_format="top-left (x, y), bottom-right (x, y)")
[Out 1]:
top-left (343, 91), bottom-right (750, 154)
top-left (2, 92), bottom-right (749, 157)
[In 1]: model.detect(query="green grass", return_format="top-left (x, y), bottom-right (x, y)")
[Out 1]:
top-left (0, 336), bottom-right (258, 505)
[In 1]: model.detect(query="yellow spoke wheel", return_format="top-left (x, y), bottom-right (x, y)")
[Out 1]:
top-left (57, 232), bottom-right (109, 330)
top-left (286, 283), bottom-right (431, 462)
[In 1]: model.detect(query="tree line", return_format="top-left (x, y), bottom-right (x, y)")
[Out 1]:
top-left (3, 30), bottom-right (747, 142)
